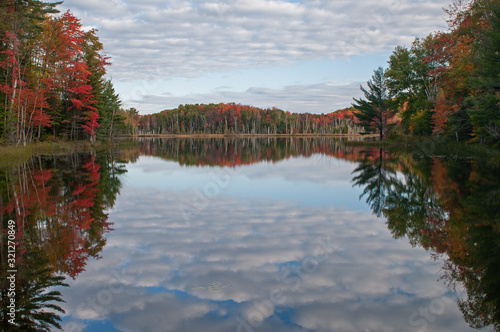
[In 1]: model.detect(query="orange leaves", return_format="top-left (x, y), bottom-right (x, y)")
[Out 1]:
top-left (432, 95), bottom-right (452, 135)
top-left (420, 4), bottom-right (481, 137)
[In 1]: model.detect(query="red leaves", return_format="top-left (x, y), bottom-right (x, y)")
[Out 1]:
top-left (70, 99), bottom-right (84, 109)
top-left (69, 84), bottom-right (92, 95)
top-left (49, 14), bottom-right (102, 142)
top-left (33, 106), bottom-right (53, 128)
top-left (33, 169), bottom-right (53, 184)
top-left (4, 156), bottom-right (108, 278)
top-left (0, 83), bottom-right (12, 94)
top-left (37, 10), bottom-right (103, 142)
top-left (72, 183), bottom-right (85, 196)
top-left (72, 197), bottom-right (95, 209)
top-left (1, 9), bottom-right (108, 143)
top-left (82, 111), bottom-right (100, 142)
top-left (53, 11), bottom-right (86, 61)
top-left (1, 31), bottom-right (20, 66)
top-left (143, 103), bottom-right (360, 135)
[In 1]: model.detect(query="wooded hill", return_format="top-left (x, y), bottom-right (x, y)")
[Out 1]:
top-left (128, 104), bottom-right (360, 136)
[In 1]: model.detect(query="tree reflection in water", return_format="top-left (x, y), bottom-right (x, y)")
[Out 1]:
top-left (351, 146), bottom-right (500, 331)
top-left (124, 137), bottom-right (500, 330)
top-left (1, 138), bottom-right (499, 331)
top-left (1, 151), bottom-right (126, 331)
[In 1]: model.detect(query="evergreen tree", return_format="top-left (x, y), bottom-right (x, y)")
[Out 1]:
top-left (352, 67), bottom-right (397, 139)
top-left (97, 80), bottom-right (123, 139)
top-left (466, 0), bottom-right (500, 145)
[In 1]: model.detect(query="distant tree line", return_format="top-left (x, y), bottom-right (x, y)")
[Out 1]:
top-left (132, 103), bottom-right (361, 136)
top-left (353, 0), bottom-right (500, 146)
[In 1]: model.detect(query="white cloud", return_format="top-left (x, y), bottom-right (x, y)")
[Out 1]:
top-left (124, 81), bottom-right (364, 114)
top-left (60, 0), bottom-right (450, 81)
top-left (56, 0), bottom-right (455, 113)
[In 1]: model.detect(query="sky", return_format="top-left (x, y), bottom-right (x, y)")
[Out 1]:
top-left (58, 0), bottom-right (453, 115)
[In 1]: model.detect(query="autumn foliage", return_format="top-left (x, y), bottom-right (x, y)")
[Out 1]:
top-left (0, 150), bottom-right (126, 330)
top-left (0, 1), bottom-right (121, 145)
top-left (132, 103), bottom-right (360, 136)
top-left (360, 0), bottom-right (500, 145)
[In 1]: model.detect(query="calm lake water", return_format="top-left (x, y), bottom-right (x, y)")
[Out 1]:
top-left (1, 138), bottom-right (499, 332)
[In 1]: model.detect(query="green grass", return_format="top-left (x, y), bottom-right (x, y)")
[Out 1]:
top-left (0, 140), bottom-right (131, 169)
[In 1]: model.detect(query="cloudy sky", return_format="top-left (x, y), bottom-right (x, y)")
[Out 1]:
top-left (59, 0), bottom-right (452, 114)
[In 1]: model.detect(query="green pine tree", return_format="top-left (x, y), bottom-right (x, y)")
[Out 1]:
top-left (352, 67), bottom-right (397, 140)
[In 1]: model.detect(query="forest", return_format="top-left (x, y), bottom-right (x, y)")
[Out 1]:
top-left (1, 0), bottom-right (499, 146)
top-left (129, 103), bottom-right (360, 136)
top-left (353, 0), bottom-right (500, 145)
top-left (0, 0), bottom-right (129, 146)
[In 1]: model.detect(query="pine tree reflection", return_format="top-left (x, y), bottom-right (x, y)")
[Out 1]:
top-left (351, 148), bottom-right (398, 217)
top-left (350, 147), bottom-right (500, 331)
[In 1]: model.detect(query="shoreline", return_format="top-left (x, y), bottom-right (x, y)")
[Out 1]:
top-left (0, 141), bottom-right (126, 169)
top-left (0, 134), bottom-right (374, 167)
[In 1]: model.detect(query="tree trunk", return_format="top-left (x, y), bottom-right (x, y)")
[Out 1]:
top-left (109, 108), bottom-right (116, 140)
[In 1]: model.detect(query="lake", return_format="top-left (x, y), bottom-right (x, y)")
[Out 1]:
top-left (1, 138), bottom-right (499, 332)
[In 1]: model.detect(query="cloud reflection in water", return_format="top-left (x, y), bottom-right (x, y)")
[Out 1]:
top-left (59, 154), bottom-right (474, 332)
